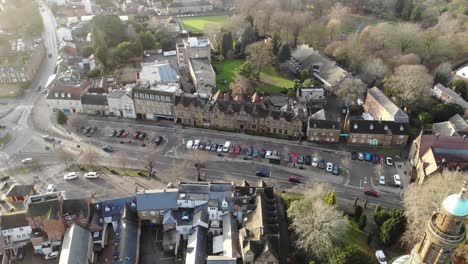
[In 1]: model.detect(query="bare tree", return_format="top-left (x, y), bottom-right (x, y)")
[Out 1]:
top-left (288, 184), bottom-right (348, 260)
top-left (384, 64), bottom-right (432, 108)
top-left (115, 151), bottom-right (129, 174)
top-left (203, 23), bottom-right (220, 49)
top-left (361, 57), bottom-right (390, 82)
top-left (286, 12), bottom-right (312, 47)
top-left (326, 19), bottom-right (343, 41)
top-left (81, 147), bottom-right (100, 168)
top-left (245, 42), bottom-right (274, 78)
top-left (337, 78), bottom-right (367, 107)
top-left (142, 148), bottom-right (157, 177)
top-left (57, 147), bottom-right (74, 170)
top-left (67, 113), bottom-right (84, 130)
top-left (329, 3), bottom-right (351, 25)
top-left (183, 151), bottom-right (214, 181)
top-left (230, 75), bottom-right (254, 97)
top-left (403, 170), bottom-right (468, 261)
top-left (395, 53), bottom-right (421, 66)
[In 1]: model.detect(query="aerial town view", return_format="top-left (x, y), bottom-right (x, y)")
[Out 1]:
top-left (0, 0), bottom-right (467, 263)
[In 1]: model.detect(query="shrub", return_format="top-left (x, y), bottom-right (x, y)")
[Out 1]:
top-left (380, 216), bottom-right (405, 246)
top-left (354, 205), bottom-right (363, 221)
top-left (373, 205), bottom-right (390, 226)
top-left (328, 246), bottom-right (373, 264)
top-left (56, 110), bottom-right (67, 125)
top-left (358, 215), bottom-right (367, 229)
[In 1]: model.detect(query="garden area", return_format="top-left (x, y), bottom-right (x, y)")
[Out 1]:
top-left (180, 15), bottom-right (228, 33)
top-left (213, 59), bottom-right (295, 93)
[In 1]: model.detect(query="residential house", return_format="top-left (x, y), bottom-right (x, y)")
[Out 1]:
top-left (4, 184), bottom-right (34, 203)
top-left (136, 188), bottom-right (179, 225)
top-left (307, 118), bottom-right (341, 143)
top-left (239, 188), bottom-right (280, 264)
top-left (117, 67), bottom-right (139, 85)
top-left (297, 87), bottom-right (327, 108)
top-left (344, 119), bottom-right (409, 146)
top-left (61, 198), bottom-right (90, 228)
top-left (107, 85), bottom-right (137, 118)
top-left (56, 27), bottom-right (73, 43)
top-left (432, 83), bottom-right (468, 118)
top-left (112, 203), bottom-right (140, 264)
top-left (233, 180), bottom-right (258, 223)
top-left (185, 225), bottom-right (208, 264)
top-left (58, 41), bottom-right (78, 56)
top-left (454, 63), bottom-right (468, 81)
top-left (133, 81), bottom-right (182, 120)
top-left (364, 87), bottom-right (409, 123)
top-left (174, 94), bottom-right (304, 138)
top-left (139, 61), bottom-right (179, 85)
top-left (81, 93), bottom-right (109, 115)
top-left (58, 224), bottom-right (94, 264)
top-left (432, 114), bottom-right (468, 137)
top-left (288, 45), bottom-right (350, 90)
top-left (209, 212), bottom-right (241, 262)
top-left (0, 211), bottom-right (32, 258)
top-left (166, 1), bottom-right (213, 15)
top-left (24, 192), bottom-right (65, 255)
top-left (409, 134), bottom-right (468, 185)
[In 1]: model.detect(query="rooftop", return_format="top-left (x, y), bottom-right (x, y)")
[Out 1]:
top-left (442, 188), bottom-right (468, 217)
top-left (366, 87), bottom-right (408, 121)
top-left (5, 184), bottom-right (34, 197)
top-left (139, 61), bottom-right (179, 84)
top-left (187, 37), bottom-right (210, 48)
top-left (59, 224), bottom-right (92, 264)
top-left (348, 119), bottom-right (409, 135)
top-left (136, 188), bottom-right (179, 211)
top-left (0, 211), bottom-right (29, 230)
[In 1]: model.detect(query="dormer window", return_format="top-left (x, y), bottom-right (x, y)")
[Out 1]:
top-left (384, 125), bottom-right (388, 131)
top-left (354, 123), bottom-right (358, 129)
top-left (55, 92), bottom-right (59, 98)
top-left (313, 123), bottom-right (317, 128)
top-left (67, 93), bottom-right (71, 98)
top-left (370, 124), bottom-right (374, 130)
top-left (61, 92), bottom-right (65, 98)
top-left (400, 125), bottom-right (404, 131)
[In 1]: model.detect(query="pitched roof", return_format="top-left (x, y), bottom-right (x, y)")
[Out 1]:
top-left (186, 225), bottom-right (208, 264)
top-left (59, 224), bottom-right (91, 264)
top-left (81, 93), bottom-right (108, 106)
top-left (5, 184), bottom-right (34, 197)
top-left (366, 87), bottom-right (409, 122)
top-left (308, 119), bottom-right (340, 130)
top-left (348, 119), bottom-right (409, 135)
top-left (46, 80), bottom-right (90, 101)
top-left (417, 135), bottom-right (468, 160)
top-left (0, 211), bottom-right (29, 229)
top-left (114, 204), bottom-right (139, 264)
top-left (107, 89), bottom-right (128, 99)
top-left (449, 114), bottom-right (468, 133)
top-left (136, 188), bottom-right (179, 211)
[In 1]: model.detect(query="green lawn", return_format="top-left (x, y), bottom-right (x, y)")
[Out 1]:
top-left (342, 221), bottom-right (373, 255)
top-left (181, 15), bottom-right (228, 32)
top-left (0, 133), bottom-right (12, 146)
top-left (213, 59), bottom-right (295, 93)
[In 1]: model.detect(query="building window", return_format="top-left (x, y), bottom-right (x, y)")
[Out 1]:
top-left (142, 212), bottom-right (147, 217)
top-left (352, 138), bottom-right (356, 143)
top-left (361, 138), bottom-right (365, 143)
top-left (252, 124), bottom-right (257, 129)
top-left (150, 211), bottom-right (156, 216)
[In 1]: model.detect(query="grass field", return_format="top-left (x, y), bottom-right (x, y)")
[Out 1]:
top-left (0, 84), bottom-right (23, 98)
top-left (342, 221), bottom-right (373, 255)
top-left (181, 15), bottom-right (228, 32)
top-left (213, 59), bottom-right (295, 93)
top-left (0, 133), bottom-right (12, 146)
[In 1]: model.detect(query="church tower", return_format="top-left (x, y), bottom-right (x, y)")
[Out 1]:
top-left (408, 184), bottom-right (468, 264)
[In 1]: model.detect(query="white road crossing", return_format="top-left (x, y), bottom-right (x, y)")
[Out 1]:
top-left (15, 105), bottom-right (34, 111)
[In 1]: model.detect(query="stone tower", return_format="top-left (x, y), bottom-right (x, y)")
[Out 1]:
top-left (408, 184), bottom-right (468, 264)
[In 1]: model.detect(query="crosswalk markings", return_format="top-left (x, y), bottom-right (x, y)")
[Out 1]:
top-left (15, 105), bottom-right (33, 111)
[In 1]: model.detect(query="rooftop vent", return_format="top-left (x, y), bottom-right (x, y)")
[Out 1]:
top-left (384, 125), bottom-right (388, 131)
top-left (354, 123), bottom-right (358, 129)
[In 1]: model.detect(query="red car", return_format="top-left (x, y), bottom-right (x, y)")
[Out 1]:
top-left (121, 131), bottom-right (129, 138)
top-left (379, 155), bottom-right (385, 165)
top-left (288, 176), bottom-right (302, 184)
top-left (234, 146), bottom-right (242, 155)
top-left (132, 131), bottom-right (141, 140)
top-left (363, 188), bottom-right (380, 197)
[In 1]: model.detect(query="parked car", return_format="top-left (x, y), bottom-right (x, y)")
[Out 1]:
top-left (21, 158), bottom-right (32, 164)
top-left (199, 143), bottom-right (206, 150)
top-left (116, 129), bottom-right (124, 137)
top-left (260, 149), bottom-right (266, 158)
top-left (365, 152), bottom-right (372, 161)
top-left (318, 160), bottom-right (325, 169)
top-left (193, 140), bottom-right (200, 149)
top-left (45, 251), bottom-right (59, 260)
top-left (132, 131), bottom-right (141, 140)
top-left (83, 127), bottom-right (92, 134)
top-left (217, 144), bottom-right (224, 152)
top-left (186, 140), bottom-right (193, 149)
top-left (228, 146), bottom-right (235, 153)
top-left (375, 250), bottom-right (388, 264)
top-left (46, 184), bottom-right (55, 193)
top-left (222, 141), bottom-right (231, 152)
top-left (288, 176), bottom-right (302, 184)
top-left (138, 132), bottom-right (147, 140)
top-left (109, 129), bottom-right (117, 137)
top-left (252, 148), bottom-right (259, 157)
top-left (154, 136), bottom-right (163, 145)
top-left (363, 188), bottom-right (380, 197)
top-left (84, 172), bottom-right (98, 179)
top-left (332, 165), bottom-right (339, 175)
top-left (305, 155), bottom-right (312, 165)
top-left (298, 155), bottom-right (305, 164)
top-left (311, 157), bottom-right (319, 167)
top-left (393, 174), bottom-right (401, 186)
top-left (121, 131), bottom-right (129, 138)
top-left (326, 162), bottom-right (333, 173)
top-left (42, 135), bottom-right (54, 142)
top-left (234, 146), bottom-right (242, 155)
top-left (379, 155), bottom-right (385, 165)
top-left (386, 157), bottom-right (394, 166)
top-left (358, 152), bottom-right (364, 161)
top-left (246, 147), bottom-right (253, 156)
top-left (64, 172), bottom-right (77, 180)
top-left (102, 146), bottom-right (114, 152)
top-left (379, 175), bottom-right (386, 185)
top-left (372, 154), bottom-right (379, 164)
top-left (211, 143), bottom-right (218, 152)
top-left (255, 169), bottom-right (270, 177)
top-left (351, 152), bottom-right (357, 160)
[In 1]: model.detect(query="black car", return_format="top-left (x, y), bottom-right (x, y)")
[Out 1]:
top-left (102, 146), bottom-right (113, 152)
top-left (255, 170), bottom-right (270, 177)
top-left (246, 147), bottom-right (253, 156)
top-left (83, 127), bottom-right (92, 134)
top-left (372, 154), bottom-right (379, 164)
top-left (116, 129), bottom-right (124, 137)
top-left (199, 143), bottom-right (206, 150)
top-left (110, 129), bottom-right (117, 137)
top-left (138, 132), bottom-right (147, 140)
top-left (318, 160), bottom-right (326, 169)
top-left (351, 152), bottom-right (357, 160)
top-left (305, 155), bottom-right (312, 165)
top-left (154, 136), bottom-right (163, 145)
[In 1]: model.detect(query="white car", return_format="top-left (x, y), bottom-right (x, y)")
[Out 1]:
top-left (217, 145), bottom-right (224, 152)
top-left (326, 162), bottom-right (333, 173)
top-left (379, 175), bottom-right (386, 185)
top-left (21, 158), bottom-right (33, 164)
top-left (84, 172), bottom-right (98, 179)
top-left (375, 250), bottom-right (387, 264)
top-left (64, 172), bottom-right (77, 180)
top-left (385, 157), bottom-right (393, 166)
top-left (46, 184), bottom-right (55, 193)
top-left (193, 139), bottom-right (200, 149)
top-left (311, 157), bottom-right (319, 167)
top-left (45, 251), bottom-right (59, 260)
top-left (186, 140), bottom-right (193, 149)
top-left (393, 174), bottom-right (401, 186)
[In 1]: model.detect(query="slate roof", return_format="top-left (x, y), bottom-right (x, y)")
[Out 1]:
top-left (136, 188), bottom-right (179, 211)
top-left (46, 80), bottom-right (90, 101)
top-left (114, 204), bottom-right (139, 264)
top-left (0, 211), bottom-right (29, 230)
top-left (366, 87), bottom-right (409, 122)
top-left (5, 184), bottom-right (34, 197)
top-left (348, 119), bottom-right (409, 135)
top-left (449, 114), bottom-right (468, 134)
top-left (185, 225), bottom-right (208, 264)
top-left (81, 93), bottom-right (108, 106)
top-left (59, 224), bottom-right (91, 264)
top-left (308, 119), bottom-right (340, 130)
top-left (26, 193), bottom-right (62, 220)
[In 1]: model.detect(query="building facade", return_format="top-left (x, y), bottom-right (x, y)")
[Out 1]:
top-left (107, 87), bottom-right (137, 118)
top-left (133, 82), bottom-right (181, 120)
top-left (307, 119), bottom-right (341, 143)
top-left (80, 93), bottom-right (109, 115)
top-left (345, 119), bottom-right (409, 146)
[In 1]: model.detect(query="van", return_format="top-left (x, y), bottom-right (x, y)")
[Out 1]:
top-left (222, 141), bottom-right (231, 152)
top-left (21, 158), bottom-right (33, 164)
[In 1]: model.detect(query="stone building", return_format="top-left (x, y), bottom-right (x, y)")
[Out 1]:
top-left (133, 82), bottom-right (182, 120)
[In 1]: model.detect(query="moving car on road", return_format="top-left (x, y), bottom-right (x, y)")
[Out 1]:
top-left (84, 172), bottom-right (98, 179)
top-left (64, 172), bottom-right (77, 180)
top-left (42, 135), bottom-right (54, 142)
top-left (393, 174), bottom-right (401, 186)
top-left (363, 188), bottom-right (380, 197)
top-left (288, 176), bottom-right (302, 184)
top-left (375, 250), bottom-right (387, 264)
top-left (386, 157), bottom-right (394, 166)
top-left (379, 175), bottom-right (386, 185)
top-left (21, 158), bottom-right (33, 164)
top-left (102, 146), bottom-right (114, 152)
top-left (255, 169), bottom-right (270, 177)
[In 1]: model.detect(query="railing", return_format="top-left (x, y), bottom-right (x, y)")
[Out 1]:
top-left (429, 214), bottom-right (466, 244)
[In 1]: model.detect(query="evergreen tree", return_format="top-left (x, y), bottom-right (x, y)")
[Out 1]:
top-left (410, 5), bottom-right (422, 22)
top-left (394, 0), bottom-right (405, 17)
top-left (277, 43), bottom-right (291, 63)
top-left (301, 70), bottom-right (310, 82)
top-left (237, 61), bottom-right (257, 80)
top-left (324, 191), bottom-right (336, 206)
top-left (271, 33), bottom-right (281, 55)
top-left (452, 80), bottom-right (467, 99)
top-left (240, 24), bottom-right (257, 54)
top-left (56, 110), bottom-right (67, 125)
top-left (221, 32), bottom-right (233, 58)
top-left (402, 0), bottom-right (414, 20)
